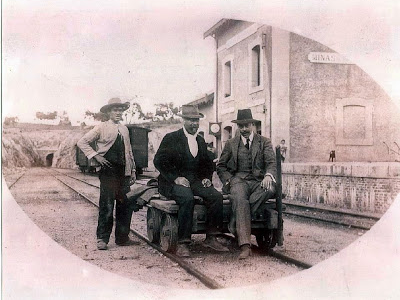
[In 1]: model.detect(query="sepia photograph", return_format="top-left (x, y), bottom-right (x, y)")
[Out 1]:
top-left (2, 0), bottom-right (400, 299)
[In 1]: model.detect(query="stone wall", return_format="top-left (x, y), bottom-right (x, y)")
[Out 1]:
top-left (289, 33), bottom-right (400, 163)
top-left (282, 163), bottom-right (400, 213)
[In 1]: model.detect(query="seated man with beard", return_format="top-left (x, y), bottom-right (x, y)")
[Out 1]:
top-left (154, 105), bottom-right (228, 257)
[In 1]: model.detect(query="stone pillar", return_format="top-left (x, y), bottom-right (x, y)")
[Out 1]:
top-left (271, 28), bottom-right (290, 160)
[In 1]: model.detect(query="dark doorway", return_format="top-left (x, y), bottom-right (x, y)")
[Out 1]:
top-left (46, 153), bottom-right (54, 167)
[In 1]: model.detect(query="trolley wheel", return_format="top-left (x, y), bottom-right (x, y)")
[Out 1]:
top-left (256, 229), bottom-right (277, 251)
top-left (147, 207), bottom-right (162, 244)
top-left (160, 213), bottom-right (178, 253)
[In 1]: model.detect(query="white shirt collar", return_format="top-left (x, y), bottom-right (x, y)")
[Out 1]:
top-left (182, 126), bottom-right (199, 157)
top-left (241, 131), bottom-right (254, 145)
top-left (182, 126), bottom-right (198, 139)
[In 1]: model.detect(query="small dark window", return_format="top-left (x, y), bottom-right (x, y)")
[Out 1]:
top-left (251, 45), bottom-right (261, 87)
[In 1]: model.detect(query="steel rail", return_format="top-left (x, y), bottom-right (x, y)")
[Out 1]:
top-left (52, 168), bottom-right (151, 189)
top-left (220, 234), bottom-right (313, 270)
top-left (51, 169), bottom-right (100, 188)
top-left (7, 172), bottom-right (26, 189)
top-left (283, 211), bottom-right (371, 230)
top-left (45, 168), bottom-right (223, 289)
top-left (283, 201), bottom-right (380, 221)
top-left (268, 250), bottom-right (313, 269)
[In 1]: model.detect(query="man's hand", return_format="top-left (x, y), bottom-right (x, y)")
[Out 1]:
top-left (261, 175), bottom-right (273, 191)
top-left (129, 172), bottom-right (136, 186)
top-left (201, 178), bottom-right (212, 188)
top-left (94, 154), bottom-right (112, 168)
top-left (174, 177), bottom-right (190, 188)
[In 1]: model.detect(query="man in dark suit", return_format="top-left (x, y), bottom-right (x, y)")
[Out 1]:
top-left (154, 105), bottom-right (228, 257)
top-left (217, 109), bottom-right (277, 259)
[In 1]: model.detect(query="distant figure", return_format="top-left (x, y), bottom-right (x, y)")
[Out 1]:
top-left (77, 98), bottom-right (138, 250)
top-left (329, 150), bottom-right (336, 162)
top-left (280, 139), bottom-right (287, 163)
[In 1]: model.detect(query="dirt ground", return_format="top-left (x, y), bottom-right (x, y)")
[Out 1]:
top-left (4, 167), bottom-right (363, 289)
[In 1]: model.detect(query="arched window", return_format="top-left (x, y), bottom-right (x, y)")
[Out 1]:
top-left (224, 61), bottom-right (232, 98)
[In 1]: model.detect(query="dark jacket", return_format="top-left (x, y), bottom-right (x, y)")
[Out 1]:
top-left (217, 133), bottom-right (277, 185)
top-left (154, 128), bottom-right (214, 197)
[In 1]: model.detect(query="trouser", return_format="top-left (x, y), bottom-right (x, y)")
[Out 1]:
top-left (229, 176), bottom-right (275, 246)
top-left (171, 180), bottom-right (223, 244)
top-left (97, 168), bottom-right (132, 244)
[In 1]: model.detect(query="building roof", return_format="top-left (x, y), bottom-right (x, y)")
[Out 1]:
top-left (204, 19), bottom-right (229, 38)
top-left (187, 92), bottom-right (214, 108)
top-left (204, 19), bottom-right (242, 39)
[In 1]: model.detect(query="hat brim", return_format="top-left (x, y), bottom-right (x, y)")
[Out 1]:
top-left (178, 113), bottom-right (204, 119)
top-left (232, 118), bottom-right (260, 124)
top-left (100, 102), bottom-right (130, 113)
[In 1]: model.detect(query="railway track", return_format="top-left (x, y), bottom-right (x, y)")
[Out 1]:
top-left (283, 201), bottom-right (380, 220)
top-left (283, 211), bottom-right (372, 231)
top-left (283, 201), bottom-right (378, 230)
top-left (46, 168), bottom-right (222, 289)
top-left (47, 168), bottom-right (313, 288)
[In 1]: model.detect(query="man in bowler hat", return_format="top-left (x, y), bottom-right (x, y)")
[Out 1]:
top-left (77, 98), bottom-right (139, 250)
top-left (217, 109), bottom-right (277, 259)
top-left (154, 105), bottom-right (228, 257)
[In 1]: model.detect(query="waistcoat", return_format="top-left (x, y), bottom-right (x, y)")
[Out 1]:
top-left (104, 133), bottom-right (126, 166)
top-left (237, 139), bottom-right (252, 174)
top-left (182, 149), bottom-right (201, 183)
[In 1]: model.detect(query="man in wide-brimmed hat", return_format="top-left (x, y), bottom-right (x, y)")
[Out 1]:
top-left (154, 105), bottom-right (228, 257)
top-left (77, 98), bottom-right (139, 250)
top-left (217, 108), bottom-right (277, 259)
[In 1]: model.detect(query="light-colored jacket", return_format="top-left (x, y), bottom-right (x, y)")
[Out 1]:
top-left (77, 120), bottom-right (135, 176)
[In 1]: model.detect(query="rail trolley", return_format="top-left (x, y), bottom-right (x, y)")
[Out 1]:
top-left (146, 146), bottom-right (284, 254)
top-left (75, 125), bottom-right (151, 174)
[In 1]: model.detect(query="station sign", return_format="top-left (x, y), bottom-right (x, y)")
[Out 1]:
top-left (308, 52), bottom-right (354, 65)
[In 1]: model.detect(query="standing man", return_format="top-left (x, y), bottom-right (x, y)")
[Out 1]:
top-left (280, 139), bottom-right (287, 163)
top-left (154, 105), bottom-right (228, 257)
top-left (77, 98), bottom-right (138, 250)
top-left (217, 109), bottom-right (277, 259)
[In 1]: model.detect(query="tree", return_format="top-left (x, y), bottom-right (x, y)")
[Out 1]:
top-left (35, 111), bottom-right (58, 120)
top-left (84, 110), bottom-right (108, 122)
top-left (154, 102), bottom-right (179, 120)
top-left (4, 116), bottom-right (19, 126)
top-left (124, 102), bottom-right (149, 124)
top-left (58, 111), bottom-right (71, 125)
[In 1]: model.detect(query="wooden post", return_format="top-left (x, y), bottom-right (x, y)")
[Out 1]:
top-left (275, 145), bottom-right (284, 245)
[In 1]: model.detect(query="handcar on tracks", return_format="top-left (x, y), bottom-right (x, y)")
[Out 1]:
top-left (146, 146), bottom-right (284, 254)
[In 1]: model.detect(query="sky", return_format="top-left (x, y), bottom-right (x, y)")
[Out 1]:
top-left (3, 0), bottom-right (400, 125)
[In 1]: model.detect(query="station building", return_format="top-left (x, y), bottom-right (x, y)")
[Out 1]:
top-left (188, 19), bottom-right (400, 213)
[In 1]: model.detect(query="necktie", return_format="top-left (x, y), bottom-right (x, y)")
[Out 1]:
top-left (245, 138), bottom-right (250, 149)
